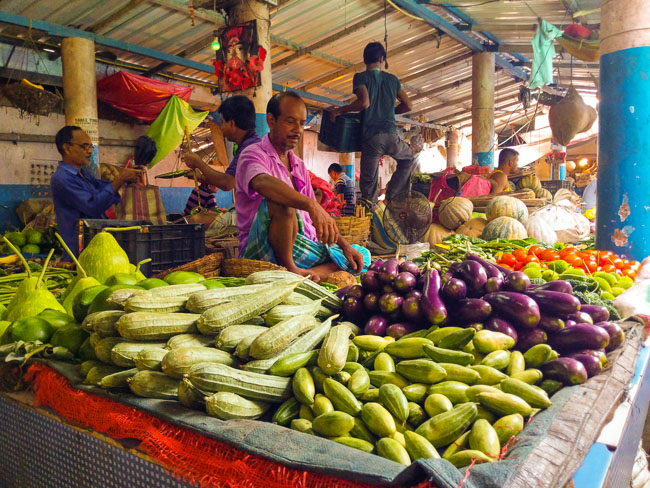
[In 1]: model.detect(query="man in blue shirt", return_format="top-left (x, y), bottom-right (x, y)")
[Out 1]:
top-left (182, 95), bottom-right (261, 190)
top-left (50, 126), bottom-right (141, 255)
top-left (328, 163), bottom-right (356, 216)
top-left (330, 42), bottom-right (414, 206)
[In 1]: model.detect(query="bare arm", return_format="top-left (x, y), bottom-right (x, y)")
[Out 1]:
top-left (395, 88), bottom-right (412, 114)
top-left (489, 173), bottom-right (509, 194)
top-left (330, 86), bottom-right (370, 118)
top-left (250, 174), bottom-right (340, 245)
top-left (183, 153), bottom-right (235, 191)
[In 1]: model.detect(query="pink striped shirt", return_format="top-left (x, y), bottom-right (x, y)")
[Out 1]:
top-left (235, 134), bottom-right (317, 253)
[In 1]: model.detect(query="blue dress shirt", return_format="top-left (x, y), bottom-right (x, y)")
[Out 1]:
top-left (50, 161), bottom-right (121, 256)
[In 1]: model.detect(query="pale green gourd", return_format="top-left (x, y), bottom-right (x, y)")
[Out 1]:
top-left (78, 228), bottom-right (135, 284)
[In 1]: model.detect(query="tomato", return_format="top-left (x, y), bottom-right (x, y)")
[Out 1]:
top-left (610, 257), bottom-right (624, 269)
top-left (501, 253), bottom-right (517, 267)
top-left (514, 261), bottom-right (525, 271)
top-left (513, 249), bottom-right (528, 261)
top-left (540, 249), bottom-right (560, 262)
top-left (528, 245), bottom-right (543, 257)
top-left (499, 263), bottom-right (513, 271)
top-left (565, 255), bottom-right (584, 268)
top-left (583, 260), bottom-right (598, 273)
top-left (600, 264), bottom-right (616, 273)
top-left (524, 255), bottom-right (540, 264)
top-left (598, 251), bottom-right (615, 265)
top-left (559, 247), bottom-right (577, 259)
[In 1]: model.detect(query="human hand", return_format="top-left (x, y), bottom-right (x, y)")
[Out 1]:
top-left (182, 152), bottom-right (204, 170)
top-left (342, 242), bottom-right (364, 274)
top-left (117, 167), bottom-right (143, 184)
top-left (329, 107), bottom-right (340, 121)
top-left (308, 201), bottom-right (339, 246)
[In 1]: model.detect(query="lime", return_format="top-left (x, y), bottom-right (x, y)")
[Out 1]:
top-left (11, 317), bottom-right (54, 343)
top-left (137, 278), bottom-right (168, 290)
top-left (203, 279), bottom-right (226, 289)
top-left (37, 309), bottom-right (75, 329)
top-left (24, 229), bottom-right (43, 245)
top-left (105, 273), bottom-right (139, 286)
top-left (164, 271), bottom-right (204, 285)
top-left (523, 267), bottom-right (542, 280)
top-left (21, 244), bottom-right (41, 254)
top-left (5, 231), bottom-right (26, 248)
top-left (50, 325), bottom-right (89, 355)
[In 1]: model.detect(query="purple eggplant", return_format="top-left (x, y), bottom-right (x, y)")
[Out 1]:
top-left (564, 319), bottom-right (577, 328)
top-left (485, 317), bottom-right (518, 342)
top-left (363, 292), bottom-right (381, 314)
top-left (379, 293), bottom-right (405, 314)
top-left (549, 324), bottom-right (610, 354)
top-left (399, 261), bottom-right (421, 279)
top-left (524, 289), bottom-right (581, 316)
top-left (453, 260), bottom-right (488, 295)
top-left (346, 285), bottom-right (365, 300)
top-left (466, 253), bottom-right (505, 288)
top-left (394, 272), bottom-right (417, 294)
top-left (402, 296), bottom-right (423, 322)
top-left (369, 259), bottom-right (384, 273)
top-left (360, 271), bottom-right (381, 292)
top-left (343, 296), bottom-right (366, 323)
top-left (538, 314), bottom-right (565, 333)
top-left (516, 328), bottom-right (548, 352)
top-left (379, 258), bottom-right (400, 285)
top-left (364, 315), bottom-right (389, 336)
top-left (530, 280), bottom-right (573, 294)
top-left (440, 278), bottom-right (467, 301)
top-left (405, 289), bottom-right (423, 301)
top-left (382, 284), bottom-right (396, 294)
top-left (483, 292), bottom-right (540, 329)
top-left (441, 271), bottom-right (454, 283)
top-left (452, 298), bottom-right (493, 324)
top-left (335, 285), bottom-right (353, 299)
top-left (542, 357), bottom-right (588, 385)
top-left (566, 353), bottom-right (603, 378)
top-left (595, 322), bottom-right (625, 352)
top-left (504, 272), bottom-right (531, 293)
top-left (467, 322), bottom-right (484, 331)
top-left (421, 267), bottom-right (448, 326)
top-left (386, 322), bottom-right (420, 339)
top-left (573, 348), bottom-right (608, 366)
top-left (485, 277), bottom-right (502, 293)
top-left (385, 310), bottom-right (403, 324)
top-left (566, 311), bottom-right (594, 325)
top-left (580, 305), bottom-right (610, 324)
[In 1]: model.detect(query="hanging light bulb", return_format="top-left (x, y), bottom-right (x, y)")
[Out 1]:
top-left (211, 30), bottom-right (221, 51)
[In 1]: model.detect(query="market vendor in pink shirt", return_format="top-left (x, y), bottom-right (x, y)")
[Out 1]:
top-left (235, 91), bottom-right (369, 281)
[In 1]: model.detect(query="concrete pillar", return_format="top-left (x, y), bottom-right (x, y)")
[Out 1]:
top-left (339, 152), bottom-right (355, 181)
top-left (61, 37), bottom-right (99, 175)
top-left (446, 129), bottom-right (459, 168)
top-left (471, 52), bottom-right (495, 168)
top-left (228, 1), bottom-right (272, 137)
top-left (596, 0), bottom-right (650, 260)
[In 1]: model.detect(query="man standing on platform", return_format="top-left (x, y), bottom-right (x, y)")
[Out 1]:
top-left (236, 92), bottom-right (368, 281)
top-left (330, 42), bottom-right (414, 207)
top-left (182, 95), bottom-right (261, 191)
top-left (51, 126), bottom-right (142, 255)
top-left (328, 163), bottom-right (357, 216)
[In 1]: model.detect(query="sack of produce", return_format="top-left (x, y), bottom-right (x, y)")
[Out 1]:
top-left (548, 86), bottom-right (597, 146)
top-left (528, 192), bottom-right (590, 243)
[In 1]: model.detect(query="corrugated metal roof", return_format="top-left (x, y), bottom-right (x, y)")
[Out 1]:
top-left (0, 0), bottom-right (600, 134)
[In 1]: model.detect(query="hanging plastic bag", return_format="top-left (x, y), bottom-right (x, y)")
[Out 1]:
top-left (528, 191), bottom-right (590, 243)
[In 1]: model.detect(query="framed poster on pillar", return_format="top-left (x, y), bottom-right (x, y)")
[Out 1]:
top-left (212, 20), bottom-right (266, 93)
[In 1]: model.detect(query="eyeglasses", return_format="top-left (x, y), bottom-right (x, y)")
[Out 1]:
top-left (68, 142), bottom-right (94, 151)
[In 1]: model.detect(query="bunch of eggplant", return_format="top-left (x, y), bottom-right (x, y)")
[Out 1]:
top-left (340, 254), bottom-right (625, 386)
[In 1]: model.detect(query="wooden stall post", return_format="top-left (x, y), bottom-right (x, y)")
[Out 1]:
top-left (471, 52), bottom-right (495, 168)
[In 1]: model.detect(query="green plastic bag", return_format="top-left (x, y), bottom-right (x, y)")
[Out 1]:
top-left (145, 95), bottom-right (208, 167)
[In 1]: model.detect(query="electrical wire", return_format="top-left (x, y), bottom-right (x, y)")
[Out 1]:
top-left (386, 0), bottom-right (423, 21)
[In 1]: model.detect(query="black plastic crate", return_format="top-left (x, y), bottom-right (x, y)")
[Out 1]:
top-left (80, 219), bottom-right (205, 277)
top-left (541, 179), bottom-right (574, 194)
top-left (319, 110), bottom-right (362, 153)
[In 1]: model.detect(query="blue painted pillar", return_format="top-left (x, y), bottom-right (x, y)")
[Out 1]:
top-left (255, 113), bottom-right (269, 137)
top-left (472, 52), bottom-right (495, 168)
top-left (596, 0), bottom-right (650, 260)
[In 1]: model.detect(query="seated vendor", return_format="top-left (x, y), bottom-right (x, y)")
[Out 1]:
top-left (235, 92), bottom-right (369, 281)
top-left (50, 126), bottom-right (141, 255)
top-left (489, 148), bottom-right (519, 193)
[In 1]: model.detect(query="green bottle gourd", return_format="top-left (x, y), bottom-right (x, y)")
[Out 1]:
top-left (56, 233), bottom-right (102, 316)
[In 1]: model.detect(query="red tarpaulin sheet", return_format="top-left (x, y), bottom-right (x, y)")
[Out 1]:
top-left (97, 71), bottom-right (193, 123)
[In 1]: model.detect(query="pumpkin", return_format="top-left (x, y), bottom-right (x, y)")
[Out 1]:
top-left (518, 189), bottom-right (536, 199)
top-left (482, 216), bottom-right (528, 240)
top-left (438, 197), bottom-right (473, 230)
top-left (425, 223), bottom-right (453, 246)
top-left (456, 218), bottom-right (488, 238)
top-left (486, 195), bottom-right (529, 223)
top-left (535, 187), bottom-right (553, 200)
top-left (525, 215), bottom-right (557, 244)
top-left (519, 174), bottom-right (540, 190)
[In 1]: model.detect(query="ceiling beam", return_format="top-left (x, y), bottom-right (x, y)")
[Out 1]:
top-left (409, 80), bottom-right (519, 117)
top-left (400, 51), bottom-right (473, 84)
top-left (410, 74), bottom-right (474, 102)
top-left (448, 99), bottom-right (524, 127)
top-left (272, 9), bottom-right (388, 68)
top-left (147, 0), bottom-right (225, 24)
top-left (89, 0), bottom-right (148, 34)
top-left (297, 32), bottom-right (440, 91)
top-left (143, 31), bottom-right (214, 76)
top-left (391, 0), bottom-right (528, 80)
top-left (271, 34), bottom-right (352, 68)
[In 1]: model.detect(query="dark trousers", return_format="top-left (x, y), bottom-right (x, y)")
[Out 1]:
top-left (360, 132), bottom-right (414, 202)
